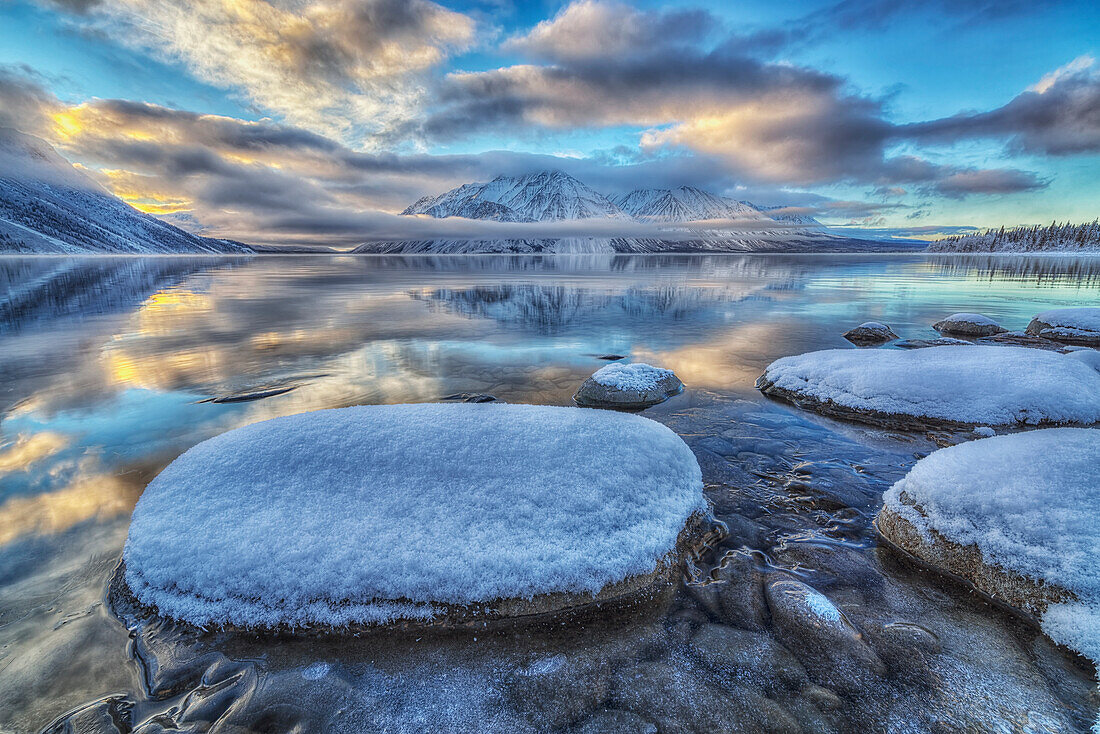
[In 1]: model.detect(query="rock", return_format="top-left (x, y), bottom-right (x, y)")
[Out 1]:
top-left (972, 426), bottom-right (996, 437)
top-left (41, 696), bottom-right (134, 734)
top-left (440, 392), bottom-right (498, 403)
top-left (197, 385), bottom-right (297, 403)
top-left (1066, 348), bottom-right (1100, 373)
top-left (842, 322), bottom-right (898, 346)
top-left (893, 337), bottom-right (972, 349)
top-left (574, 362), bottom-right (684, 410)
top-left (595, 354), bottom-right (628, 361)
top-left (504, 653), bottom-right (610, 729)
top-left (1026, 308), bottom-right (1100, 346)
top-left (610, 658), bottom-right (802, 734)
top-left (764, 577), bottom-right (885, 694)
top-left (690, 623), bottom-right (808, 693)
top-left (975, 331), bottom-right (1068, 351)
top-left (932, 313), bottom-right (1007, 337)
top-left (713, 554), bottom-right (770, 631)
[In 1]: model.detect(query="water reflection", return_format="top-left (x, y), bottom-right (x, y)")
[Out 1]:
top-left (1, 254), bottom-right (1099, 732)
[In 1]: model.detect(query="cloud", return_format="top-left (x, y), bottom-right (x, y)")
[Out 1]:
top-left (42, 0), bottom-right (476, 142)
top-left (904, 55), bottom-right (1100, 155)
top-left (931, 168), bottom-right (1048, 198)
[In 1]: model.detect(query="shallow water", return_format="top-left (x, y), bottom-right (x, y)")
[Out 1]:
top-left (1, 253), bottom-right (1099, 733)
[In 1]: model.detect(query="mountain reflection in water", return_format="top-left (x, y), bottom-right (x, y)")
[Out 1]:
top-left (1, 254), bottom-right (1099, 732)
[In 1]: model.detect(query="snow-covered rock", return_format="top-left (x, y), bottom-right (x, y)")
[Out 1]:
top-left (877, 428), bottom-right (1100, 713)
top-left (842, 322), bottom-right (898, 346)
top-left (0, 128), bottom-right (251, 254)
top-left (756, 345), bottom-right (1100, 429)
top-left (1066, 349), bottom-right (1100, 372)
top-left (574, 363), bottom-right (684, 410)
top-left (1027, 308), bottom-right (1100, 346)
top-left (931, 313), bottom-right (1007, 337)
top-left (122, 403), bottom-right (706, 628)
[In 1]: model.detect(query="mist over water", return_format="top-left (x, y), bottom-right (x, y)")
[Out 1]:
top-left (2, 254), bottom-right (1099, 732)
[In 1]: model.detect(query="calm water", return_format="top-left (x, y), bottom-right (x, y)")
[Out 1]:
top-left (2, 254), bottom-right (1099, 733)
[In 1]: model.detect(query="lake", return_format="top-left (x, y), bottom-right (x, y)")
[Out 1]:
top-left (2, 254), bottom-right (1099, 732)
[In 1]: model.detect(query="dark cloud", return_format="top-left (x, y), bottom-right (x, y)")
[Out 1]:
top-left (931, 168), bottom-right (1048, 198)
top-left (903, 58), bottom-right (1100, 155)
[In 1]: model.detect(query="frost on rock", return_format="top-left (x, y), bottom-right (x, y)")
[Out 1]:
top-left (932, 313), bottom-right (1007, 337)
top-left (843, 322), bottom-right (898, 346)
top-left (575, 363), bottom-right (684, 410)
top-left (1028, 308), bottom-right (1100, 346)
top-left (878, 429), bottom-right (1100, 729)
top-left (123, 403), bottom-right (706, 629)
top-left (757, 345), bottom-right (1100, 429)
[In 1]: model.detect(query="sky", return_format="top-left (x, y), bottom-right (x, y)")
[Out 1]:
top-left (0, 0), bottom-right (1098, 246)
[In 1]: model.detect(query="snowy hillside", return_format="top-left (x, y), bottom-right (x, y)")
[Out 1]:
top-left (0, 128), bottom-right (251, 254)
top-left (404, 170), bottom-right (628, 222)
top-left (356, 171), bottom-right (858, 253)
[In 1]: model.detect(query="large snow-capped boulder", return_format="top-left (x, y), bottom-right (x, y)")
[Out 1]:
top-left (842, 322), bottom-right (898, 346)
top-left (1027, 308), bottom-right (1100, 346)
top-left (877, 429), bottom-right (1100, 692)
top-left (122, 403), bottom-right (706, 629)
top-left (932, 313), bottom-right (1007, 337)
top-left (756, 346), bottom-right (1100, 429)
top-left (574, 362), bottom-right (684, 410)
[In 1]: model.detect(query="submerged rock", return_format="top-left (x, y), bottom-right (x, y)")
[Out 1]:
top-left (893, 337), bottom-right (971, 349)
top-left (932, 313), bottom-right (1007, 337)
top-left (122, 403), bottom-right (706, 629)
top-left (842, 322), bottom-right (898, 346)
top-left (1027, 307), bottom-right (1100, 346)
top-left (197, 385), bottom-right (297, 403)
top-left (574, 362), bottom-right (684, 410)
top-left (440, 392), bottom-right (498, 403)
top-left (757, 345), bottom-right (1100, 430)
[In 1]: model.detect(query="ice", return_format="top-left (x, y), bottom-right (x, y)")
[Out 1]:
top-left (591, 362), bottom-right (676, 392)
top-left (760, 345), bottom-right (1100, 426)
top-left (883, 428), bottom-right (1100, 728)
top-left (123, 403), bottom-right (705, 628)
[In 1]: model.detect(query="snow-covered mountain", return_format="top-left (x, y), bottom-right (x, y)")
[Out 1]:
top-left (0, 128), bottom-right (251, 254)
top-left (404, 170), bottom-right (629, 222)
top-left (353, 171), bottom-right (867, 254)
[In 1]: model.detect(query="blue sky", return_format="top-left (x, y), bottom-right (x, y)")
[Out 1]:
top-left (0, 0), bottom-right (1097, 245)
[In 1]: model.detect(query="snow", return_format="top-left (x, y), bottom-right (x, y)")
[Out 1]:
top-left (760, 346), bottom-right (1100, 426)
top-left (883, 428), bottom-right (1100, 716)
top-left (591, 362), bottom-right (676, 392)
top-left (936, 313), bottom-right (999, 327)
top-left (1033, 308), bottom-right (1100, 334)
top-left (857, 321), bottom-right (890, 330)
top-left (123, 403), bottom-right (705, 628)
top-left (1067, 349), bottom-right (1100, 372)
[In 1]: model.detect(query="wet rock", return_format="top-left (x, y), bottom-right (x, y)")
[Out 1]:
top-left (690, 623), bottom-right (808, 694)
top-left (842, 322), bottom-right (898, 346)
top-left (41, 696), bottom-right (134, 734)
top-left (503, 653), bottom-right (610, 729)
top-left (764, 576), bottom-right (885, 694)
top-left (440, 392), bottom-right (498, 403)
top-left (975, 331), bottom-right (1068, 351)
top-left (861, 620), bottom-right (941, 684)
top-left (595, 354), bottom-right (628, 361)
top-left (713, 554), bottom-right (770, 631)
top-left (932, 313), bottom-right (1007, 337)
top-left (610, 658), bottom-right (802, 734)
top-left (571, 709), bottom-right (658, 734)
top-left (197, 385), bottom-right (297, 403)
top-left (574, 363), bottom-right (684, 410)
top-left (893, 337), bottom-right (972, 349)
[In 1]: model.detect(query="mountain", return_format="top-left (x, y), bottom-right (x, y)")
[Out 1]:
top-left (403, 170), bottom-right (628, 222)
top-left (354, 171), bottom-right (886, 254)
top-left (0, 128), bottom-right (251, 254)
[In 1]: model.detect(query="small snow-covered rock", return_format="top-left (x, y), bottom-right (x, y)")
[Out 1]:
top-left (123, 403), bottom-right (706, 629)
top-left (972, 426), bottom-right (996, 438)
top-left (1027, 307), bottom-right (1100, 346)
top-left (932, 313), bottom-right (1007, 337)
top-left (843, 322), bottom-right (898, 346)
top-left (574, 362), bottom-right (684, 410)
top-left (877, 428), bottom-right (1100, 703)
top-left (756, 345), bottom-right (1100, 429)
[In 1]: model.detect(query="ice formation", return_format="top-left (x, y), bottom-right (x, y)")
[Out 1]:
top-left (758, 346), bottom-right (1100, 427)
top-left (123, 403), bottom-right (705, 628)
